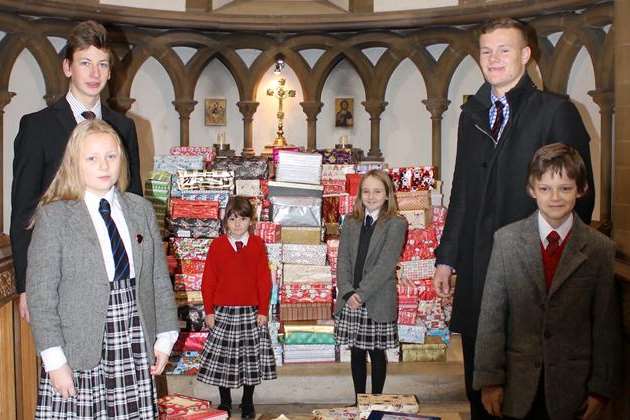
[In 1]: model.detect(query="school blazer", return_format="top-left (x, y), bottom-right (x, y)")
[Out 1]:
top-left (473, 212), bottom-right (623, 420)
top-left (334, 215), bottom-right (407, 322)
top-left (26, 192), bottom-right (179, 370)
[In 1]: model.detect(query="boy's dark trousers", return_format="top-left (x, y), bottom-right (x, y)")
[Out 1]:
top-left (462, 335), bottom-right (495, 420)
top-left (504, 372), bottom-right (550, 420)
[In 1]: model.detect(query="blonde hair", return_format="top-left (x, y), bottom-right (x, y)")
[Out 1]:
top-left (350, 170), bottom-right (398, 222)
top-left (39, 119), bottom-right (129, 207)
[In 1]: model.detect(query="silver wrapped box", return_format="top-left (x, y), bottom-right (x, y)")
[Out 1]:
top-left (270, 196), bottom-right (321, 227)
top-left (282, 244), bottom-right (327, 265)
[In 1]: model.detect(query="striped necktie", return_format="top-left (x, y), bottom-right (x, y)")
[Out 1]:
top-left (81, 111), bottom-right (96, 120)
top-left (490, 100), bottom-right (504, 140)
top-left (98, 198), bottom-right (131, 282)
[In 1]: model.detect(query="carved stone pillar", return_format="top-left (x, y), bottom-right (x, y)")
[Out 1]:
top-left (300, 101), bottom-right (323, 152)
top-left (107, 96), bottom-right (136, 115)
top-left (422, 97), bottom-right (451, 169)
top-left (237, 101), bottom-right (259, 157)
top-left (172, 99), bottom-right (198, 147)
top-left (361, 99), bottom-right (388, 161)
top-left (0, 90), bottom-right (16, 232)
top-left (587, 89), bottom-right (614, 232)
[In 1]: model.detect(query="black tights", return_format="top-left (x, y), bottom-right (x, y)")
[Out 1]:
top-left (218, 385), bottom-right (255, 407)
top-left (350, 347), bottom-right (387, 399)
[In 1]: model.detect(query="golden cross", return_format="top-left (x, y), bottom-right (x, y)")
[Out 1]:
top-left (266, 78), bottom-right (296, 147)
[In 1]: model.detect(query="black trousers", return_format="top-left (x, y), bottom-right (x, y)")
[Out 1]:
top-left (504, 372), bottom-right (550, 420)
top-left (462, 334), bottom-right (496, 420)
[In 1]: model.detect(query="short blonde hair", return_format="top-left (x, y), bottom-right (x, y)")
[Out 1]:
top-left (350, 170), bottom-right (398, 222)
top-left (39, 119), bottom-right (129, 206)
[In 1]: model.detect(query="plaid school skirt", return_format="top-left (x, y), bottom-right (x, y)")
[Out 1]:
top-left (335, 305), bottom-right (399, 350)
top-left (36, 278), bottom-right (156, 420)
top-left (197, 306), bottom-right (277, 388)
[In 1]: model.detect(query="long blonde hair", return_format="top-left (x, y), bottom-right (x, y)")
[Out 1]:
top-left (350, 170), bottom-right (398, 222)
top-left (39, 119), bottom-right (129, 207)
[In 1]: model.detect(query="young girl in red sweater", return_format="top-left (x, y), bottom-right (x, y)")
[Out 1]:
top-left (197, 196), bottom-right (276, 419)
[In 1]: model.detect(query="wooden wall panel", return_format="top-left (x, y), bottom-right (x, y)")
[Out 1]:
top-left (0, 301), bottom-right (16, 420)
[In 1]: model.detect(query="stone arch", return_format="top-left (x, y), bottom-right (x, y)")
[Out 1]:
top-left (187, 47), bottom-right (249, 101)
top-left (546, 28), bottom-right (591, 94)
top-left (311, 47), bottom-right (373, 104)
top-left (248, 46), bottom-right (313, 101)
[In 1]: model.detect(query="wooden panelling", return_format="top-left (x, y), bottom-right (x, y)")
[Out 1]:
top-left (0, 301), bottom-right (16, 420)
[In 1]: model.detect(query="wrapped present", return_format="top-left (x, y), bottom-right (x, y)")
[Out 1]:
top-left (272, 145), bottom-right (301, 163)
top-left (176, 290), bottom-right (203, 304)
top-left (174, 273), bottom-right (203, 291)
top-left (283, 330), bottom-right (336, 344)
top-left (426, 327), bottom-right (450, 344)
top-left (179, 259), bottom-right (206, 275)
top-left (267, 180), bottom-right (324, 198)
top-left (317, 148), bottom-right (354, 164)
top-left (401, 343), bottom-right (447, 362)
top-left (282, 244), bottom-right (327, 266)
top-left (177, 304), bottom-right (207, 332)
top-left (417, 278), bottom-right (437, 301)
top-left (345, 173), bottom-right (362, 196)
top-left (432, 206), bottom-right (447, 226)
top-left (170, 199), bottom-right (219, 219)
top-left (338, 193), bottom-right (355, 215)
top-left (154, 155), bottom-right (205, 173)
top-left (157, 393), bottom-right (227, 419)
top-left (211, 156), bottom-right (269, 179)
top-left (268, 320), bottom-right (281, 344)
top-left (388, 166), bottom-right (436, 192)
top-left (321, 164), bottom-right (356, 181)
top-left (398, 324), bottom-right (426, 344)
top-left (167, 218), bottom-right (222, 239)
top-left (355, 161), bottom-right (387, 173)
top-left (313, 407), bottom-right (359, 420)
top-left (283, 263), bottom-right (332, 284)
top-left (281, 226), bottom-right (321, 245)
top-left (397, 308), bottom-right (418, 326)
top-left (170, 238), bottom-right (212, 260)
top-left (322, 180), bottom-right (347, 194)
top-left (357, 394), bottom-right (419, 419)
top-left (283, 344), bottom-right (336, 363)
top-left (322, 195), bottom-right (341, 224)
top-left (401, 228), bottom-right (438, 261)
top-left (271, 196), bottom-right (321, 227)
top-left (169, 145), bottom-right (215, 162)
top-left (280, 283), bottom-right (333, 304)
top-left (430, 192), bottom-right (443, 207)
top-left (276, 151), bottom-right (323, 185)
top-left (399, 259), bottom-right (436, 280)
top-left (279, 303), bottom-right (332, 321)
top-left (283, 322), bottom-right (335, 334)
top-left (396, 191), bottom-right (431, 211)
top-left (253, 222), bottom-right (282, 243)
top-left (235, 179), bottom-right (262, 197)
top-left (176, 170), bottom-right (234, 191)
top-left (173, 332), bottom-right (209, 353)
top-left (164, 352), bottom-right (202, 376)
top-left (266, 243), bottom-right (283, 264)
top-left (400, 209), bottom-right (432, 229)
top-left (145, 176), bottom-right (171, 198)
top-left (178, 190), bottom-right (230, 208)
top-left (325, 223), bottom-right (340, 239)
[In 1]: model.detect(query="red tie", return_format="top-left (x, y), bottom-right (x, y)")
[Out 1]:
top-left (490, 100), bottom-right (504, 140)
top-left (235, 241), bottom-right (243, 252)
top-left (546, 231), bottom-right (561, 256)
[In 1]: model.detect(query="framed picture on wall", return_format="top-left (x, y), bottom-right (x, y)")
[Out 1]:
top-left (335, 97), bottom-right (354, 128)
top-left (205, 98), bottom-right (226, 126)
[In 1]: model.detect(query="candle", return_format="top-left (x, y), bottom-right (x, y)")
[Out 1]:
top-left (339, 135), bottom-right (348, 145)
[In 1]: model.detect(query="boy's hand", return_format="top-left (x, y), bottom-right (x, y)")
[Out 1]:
top-left (205, 314), bottom-right (215, 329)
top-left (432, 265), bottom-right (452, 297)
top-left (150, 350), bottom-right (168, 376)
top-left (578, 396), bottom-right (605, 420)
top-left (481, 385), bottom-right (503, 417)
top-left (49, 363), bottom-right (76, 399)
top-left (257, 315), bottom-right (268, 326)
top-left (347, 293), bottom-right (362, 309)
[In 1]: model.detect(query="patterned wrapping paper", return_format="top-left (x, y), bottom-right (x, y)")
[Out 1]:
top-left (176, 290), bottom-right (203, 304)
top-left (357, 394), bottom-right (419, 419)
top-left (272, 343), bottom-right (284, 367)
top-left (282, 244), bottom-right (327, 266)
top-left (211, 156), bottom-right (269, 179)
top-left (388, 166), bottom-right (436, 192)
top-left (173, 332), bottom-right (209, 353)
top-left (345, 173), bottom-right (362, 196)
top-left (321, 164), bottom-right (357, 181)
top-left (157, 393), bottom-right (226, 419)
top-left (271, 196), bottom-right (322, 227)
top-left (399, 259), bottom-right (436, 281)
top-left (426, 327), bottom-right (450, 344)
top-left (164, 351), bottom-right (202, 376)
top-left (279, 303), bottom-right (332, 321)
top-left (177, 304), bottom-right (207, 332)
top-left (167, 218), bottom-right (222, 239)
top-left (282, 343), bottom-right (336, 360)
top-left (235, 179), bottom-right (262, 197)
top-left (170, 238), bottom-right (212, 260)
top-left (253, 222), bottom-right (282, 243)
top-left (313, 406), bottom-right (359, 420)
top-left (283, 263), bottom-right (332, 284)
top-left (322, 180), bottom-right (347, 194)
top-left (268, 321), bottom-right (281, 344)
top-left (170, 199), bottom-right (220, 219)
top-left (417, 278), bottom-right (437, 301)
top-left (400, 343), bottom-right (447, 362)
top-left (169, 145), bottom-right (215, 161)
top-left (431, 192), bottom-right (443, 207)
top-left (174, 273), bottom-right (203, 291)
top-left (317, 148), bottom-right (355, 164)
top-left (338, 193), bottom-right (355, 215)
top-left (145, 177), bottom-right (171, 197)
top-left (176, 170), bottom-right (234, 191)
top-left (283, 322), bottom-right (335, 334)
top-left (432, 206), bottom-right (447, 226)
top-left (355, 161), bottom-right (387, 174)
top-left (326, 239), bottom-right (339, 273)
top-left (154, 155), bottom-right (205, 174)
top-left (322, 195), bottom-right (341, 224)
top-left (397, 309), bottom-right (418, 326)
top-left (395, 191), bottom-right (431, 211)
top-left (179, 260), bottom-right (206, 275)
top-left (400, 209), bottom-right (432, 229)
top-left (265, 243), bottom-right (283, 264)
top-left (269, 262), bottom-right (283, 285)
top-left (401, 228), bottom-right (438, 261)
top-left (177, 190), bottom-right (231, 208)
top-left (398, 324), bottom-right (426, 344)
top-left (272, 145), bottom-right (301, 163)
top-left (280, 226), bottom-right (321, 245)
top-left (283, 331), bottom-right (336, 345)
top-left (280, 282), bottom-right (333, 304)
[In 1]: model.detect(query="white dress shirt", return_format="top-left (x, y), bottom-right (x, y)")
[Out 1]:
top-left (538, 211), bottom-right (573, 249)
top-left (228, 232), bottom-right (249, 251)
top-left (364, 208), bottom-right (380, 225)
top-left (66, 90), bottom-right (102, 123)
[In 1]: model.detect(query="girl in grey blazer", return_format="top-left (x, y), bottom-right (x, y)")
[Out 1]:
top-left (334, 170), bottom-right (407, 403)
top-left (26, 120), bottom-right (178, 419)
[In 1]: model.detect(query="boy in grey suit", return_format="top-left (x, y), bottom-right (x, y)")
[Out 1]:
top-left (473, 143), bottom-right (622, 420)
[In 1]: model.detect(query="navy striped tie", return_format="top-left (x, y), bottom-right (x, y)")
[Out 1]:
top-left (99, 199), bottom-right (130, 282)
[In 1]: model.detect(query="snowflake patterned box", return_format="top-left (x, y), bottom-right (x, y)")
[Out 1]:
top-left (174, 273), bottom-right (203, 291)
top-left (173, 332), bottom-right (209, 353)
top-left (158, 393), bottom-right (227, 419)
top-left (170, 238), bottom-right (212, 260)
top-left (282, 244), bottom-right (328, 266)
top-left (399, 259), bottom-right (436, 281)
top-left (388, 166), bottom-right (436, 192)
top-left (357, 394), bottom-right (419, 419)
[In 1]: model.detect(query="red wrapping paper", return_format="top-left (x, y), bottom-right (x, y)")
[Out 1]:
top-left (345, 174), bottom-right (362, 196)
top-left (158, 393), bottom-right (226, 419)
top-left (170, 198), bottom-right (219, 219)
top-left (388, 166), bottom-right (436, 192)
top-left (253, 222), bottom-right (282, 243)
top-left (280, 283), bottom-right (333, 303)
top-left (173, 332), bottom-right (209, 353)
top-left (322, 180), bottom-right (347, 194)
top-left (174, 274), bottom-right (203, 291)
top-left (179, 259), bottom-right (206, 275)
top-left (322, 195), bottom-right (341, 224)
top-left (401, 228), bottom-right (438, 261)
top-left (338, 194), bottom-right (355, 215)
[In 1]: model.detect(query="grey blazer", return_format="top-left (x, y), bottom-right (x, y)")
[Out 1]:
top-left (473, 212), bottom-right (622, 420)
top-left (334, 215), bottom-right (407, 322)
top-left (26, 192), bottom-right (179, 370)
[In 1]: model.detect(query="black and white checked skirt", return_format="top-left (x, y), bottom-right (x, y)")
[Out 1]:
top-left (36, 278), bottom-right (156, 420)
top-left (335, 305), bottom-right (399, 350)
top-left (197, 306), bottom-right (277, 388)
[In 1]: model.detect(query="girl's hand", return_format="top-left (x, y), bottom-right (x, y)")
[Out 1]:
top-left (150, 350), bottom-right (169, 376)
top-left (347, 293), bottom-right (363, 309)
top-left (205, 314), bottom-right (215, 329)
top-left (49, 363), bottom-right (76, 399)
top-left (579, 396), bottom-right (605, 420)
top-left (257, 315), bottom-right (268, 326)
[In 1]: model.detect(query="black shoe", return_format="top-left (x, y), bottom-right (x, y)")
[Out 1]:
top-left (240, 403), bottom-right (256, 419)
top-left (217, 403), bottom-right (232, 418)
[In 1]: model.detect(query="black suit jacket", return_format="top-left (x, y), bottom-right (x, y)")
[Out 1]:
top-left (434, 74), bottom-right (595, 337)
top-left (10, 97), bottom-right (142, 293)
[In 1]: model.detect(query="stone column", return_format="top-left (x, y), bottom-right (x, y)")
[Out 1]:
top-left (107, 96), bottom-right (136, 115)
top-left (172, 99), bottom-right (197, 147)
top-left (587, 89), bottom-right (614, 232)
top-left (361, 99), bottom-right (388, 161)
top-left (237, 101), bottom-right (260, 157)
top-left (422, 97), bottom-right (451, 169)
top-left (300, 101), bottom-right (323, 152)
top-left (0, 90), bottom-right (15, 232)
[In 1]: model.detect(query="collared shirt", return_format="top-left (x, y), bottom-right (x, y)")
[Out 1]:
top-left (488, 93), bottom-right (510, 140)
top-left (66, 90), bottom-right (103, 123)
top-left (228, 232), bottom-right (250, 251)
top-left (538, 211), bottom-right (573, 249)
top-left (364, 208), bottom-right (380, 225)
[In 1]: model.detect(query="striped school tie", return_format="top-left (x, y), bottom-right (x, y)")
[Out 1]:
top-left (81, 111), bottom-right (96, 120)
top-left (99, 198), bottom-right (131, 282)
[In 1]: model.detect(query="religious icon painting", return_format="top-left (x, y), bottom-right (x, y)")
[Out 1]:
top-left (205, 98), bottom-right (226, 126)
top-left (335, 97), bottom-right (354, 128)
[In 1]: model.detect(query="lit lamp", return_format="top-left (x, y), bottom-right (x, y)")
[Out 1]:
top-left (336, 134), bottom-right (352, 150)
